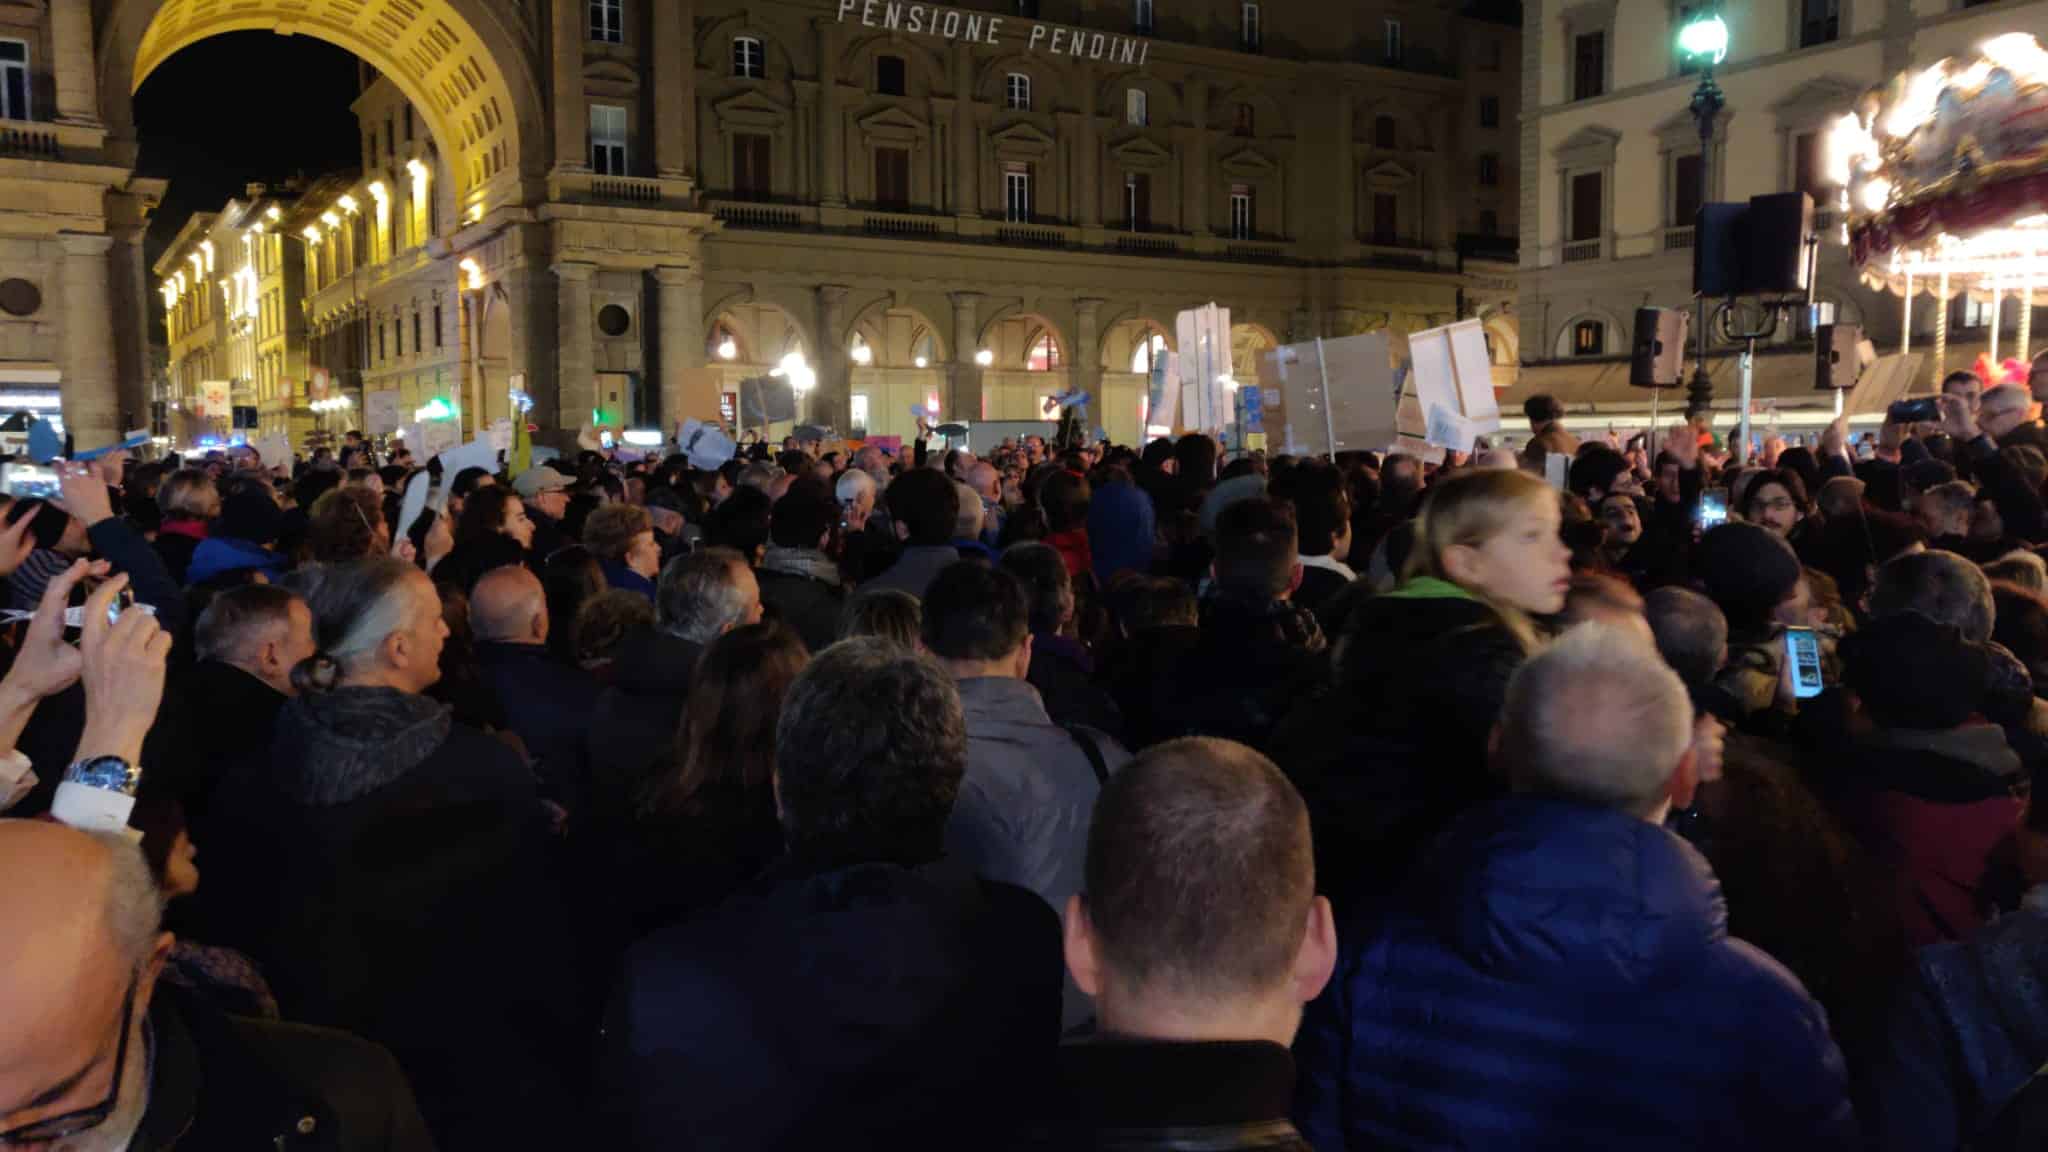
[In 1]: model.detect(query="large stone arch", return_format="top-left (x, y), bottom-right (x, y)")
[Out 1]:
top-left (101, 0), bottom-right (547, 222)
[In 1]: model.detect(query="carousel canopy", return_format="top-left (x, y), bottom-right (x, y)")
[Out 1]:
top-left (1836, 33), bottom-right (2048, 301)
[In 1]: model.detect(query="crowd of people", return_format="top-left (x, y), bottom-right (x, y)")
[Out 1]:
top-left (9, 354), bottom-right (2048, 1148)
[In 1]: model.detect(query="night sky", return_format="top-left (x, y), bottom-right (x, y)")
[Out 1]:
top-left (134, 31), bottom-right (363, 272)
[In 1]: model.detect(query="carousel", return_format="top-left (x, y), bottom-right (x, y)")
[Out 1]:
top-left (1834, 32), bottom-right (2048, 389)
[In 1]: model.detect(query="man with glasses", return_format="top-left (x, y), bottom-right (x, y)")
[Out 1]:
top-left (0, 821), bottom-right (433, 1151)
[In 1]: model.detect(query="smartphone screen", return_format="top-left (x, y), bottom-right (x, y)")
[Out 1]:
top-left (1784, 627), bottom-right (1825, 700)
top-left (1696, 491), bottom-right (1729, 531)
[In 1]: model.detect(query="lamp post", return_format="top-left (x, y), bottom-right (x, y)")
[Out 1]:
top-left (1679, 7), bottom-right (1728, 422)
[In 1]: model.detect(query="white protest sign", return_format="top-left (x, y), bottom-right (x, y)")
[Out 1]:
top-left (365, 390), bottom-right (402, 435)
top-left (488, 418), bottom-right (514, 453)
top-left (435, 435), bottom-right (500, 484)
top-left (1408, 318), bottom-right (1501, 444)
top-left (395, 469), bottom-right (435, 551)
top-left (677, 419), bottom-right (736, 471)
top-left (249, 435), bottom-right (293, 475)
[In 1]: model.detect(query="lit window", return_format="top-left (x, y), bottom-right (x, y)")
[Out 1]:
top-left (733, 36), bottom-right (764, 79)
top-left (590, 104), bottom-right (627, 175)
top-left (1230, 184), bottom-right (1254, 239)
top-left (1127, 88), bottom-right (1148, 127)
top-left (1241, 2), bottom-right (1261, 51)
top-left (1005, 72), bottom-right (1032, 111)
top-left (1026, 332), bottom-right (1060, 372)
top-left (1003, 162), bottom-right (1033, 222)
top-left (590, 0), bottom-right (622, 42)
top-left (1130, 332), bottom-right (1167, 374)
top-left (1125, 172), bottom-right (1151, 231)
top-left (851, 393), bottom-right (870, 431)
top-left (1573, 320), bottom-right (1605, 356)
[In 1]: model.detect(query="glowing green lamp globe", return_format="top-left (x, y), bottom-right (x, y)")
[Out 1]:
top-left (1679, 12), bottom-right (1729, 66)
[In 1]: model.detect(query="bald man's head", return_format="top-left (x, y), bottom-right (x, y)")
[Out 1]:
top-left (470, 564), bottom-right (548, 645)
top-left (0, 822), bottom-right (167, 1140)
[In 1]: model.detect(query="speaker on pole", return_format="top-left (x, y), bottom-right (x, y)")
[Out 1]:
top-left (1630, 307), bottom-right (1690, 388)
top-left (1693, 203), bottom-right (1749, 298)
top-left (1747, 192), bottom-right (1815, 296)
top-left (1815, 323), bottom-right (1865, 391)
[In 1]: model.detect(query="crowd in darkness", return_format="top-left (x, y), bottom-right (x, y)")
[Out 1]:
top-left (10, 355), bottom-right (2048, 1150)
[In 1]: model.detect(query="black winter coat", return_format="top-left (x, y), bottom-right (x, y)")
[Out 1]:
top-left (1144, 596), bottom-right (1329, 753)
top-left (475, 640), bottom-right (602, 813)
top-left (755, 564), bottom-right (845, 655)
top-left (190, 687), bottom-right (583, 1152)
top-left (1271, 584), bottom-right (1527, 916)
top-left (600, 855), bottom-right (1062, 1150)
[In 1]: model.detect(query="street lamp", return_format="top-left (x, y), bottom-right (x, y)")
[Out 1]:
top-left (1680, 6), bottom-right (1728, 421)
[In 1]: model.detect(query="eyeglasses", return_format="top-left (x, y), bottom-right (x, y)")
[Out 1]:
top-left (1755, 497), bottom-right (1797, 514)
top-left (0, 971), bottom-right (139, 1145)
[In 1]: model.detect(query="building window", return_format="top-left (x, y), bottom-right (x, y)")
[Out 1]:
top-left (1573, 320), bottom-right (1606, 356)
top-left (1479, 208), bottom-right (1499, 235)
top-left (733, 132), bottom-right (771, 198)
top-left (1958, 296), bottom-right (1992, 330)
top-left (1793, 131), bottom-right (1828, 198)
top-left (1234, 103), bottom-right (1255, 135)
top-left (433, 303), bottom-right (444, 348)
top-left (876, 54), bottom-right (906, 96)
top-left (1372, 193), bottom-right (1398, 244)
top-left (404, 106), bottom-right (414, 142)
top-left (733, 36), bottom-right (764, 79)
top-left (413, 312), bottom-right (423, 355)
top-left (1134, 0), bottom-right (1153, 33)
top-left (1006, 72), bottom-right (1032, 111)
top-left (1480, 95), bottom-right (1500, 129)
top-left (1482, 39), bottom-right (1503, 71)
top-left (1125, 172), bottom-right (1152, 231)
top-left (1126, 88), bottom-right (1148, 127)
top-left (1800, 0), bottom-right (1840, 47)
top-left (874, 146), bottom-right (911, 208)
top-left (589, 0), bottom-right (623, 42)
top-left (1479, 154), bottom-right (1500, 186)
top-left (1230, 184), bottom-right (1253, 239)
top-left (378, 323), bottom-right (387, 361)
top-left (1374, 115), bottom-right (1397, 150)
top-left (1003, 162), bottom-right (1033, 223)
top-left (387, 116), bottom-right (396, 162)
top-left (1574, 31), bottom-right (1606, 100)
top-left (1241, 2), bottom-right (1261, 51)
top-left (1026, 332), bottom-right (1060, 371)
top-left (1384, 19), bottom-right (1403, 63)
top-left (589, 104), bottom-right (627, 175)
top-left (1569, 170), bottom-right (1604, 243)
top-left (1672, 152), bottom-right (1703, 226)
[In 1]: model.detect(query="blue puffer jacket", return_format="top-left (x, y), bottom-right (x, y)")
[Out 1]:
top-left (1295, 794), bottom-right (1857, 1151)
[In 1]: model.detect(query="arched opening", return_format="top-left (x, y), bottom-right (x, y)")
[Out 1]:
top-left (1101, 317), bottom-right (1172, 445)
top-left (977, 312), bottom-right (1069, 424)
top-left (707, 300), bottom-right (812, 436)
top-left (1230, 322), bottom-right (1278, 378)
top-left (844, 302), bottom-right (948, 439)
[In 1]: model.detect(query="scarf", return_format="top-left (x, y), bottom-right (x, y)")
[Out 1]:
top-left (10, 548), bottom-right (73, 611)
top-left (760, 545), bottom-right (841, 586)
top-left (271, 686), bottom-right (453, 806)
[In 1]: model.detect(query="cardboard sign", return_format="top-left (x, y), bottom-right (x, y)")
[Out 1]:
top-left (1408, 319), bottom-right (1500, 446)
top-left (1255, 332), bottom-right (1398, 457)
top-left (249, 435), bottom-right (293, 474)
top-left (365, 390), bottom-right (402, 435)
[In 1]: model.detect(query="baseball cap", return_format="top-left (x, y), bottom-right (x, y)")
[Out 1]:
top-left (513, 465), bottom-right (572, 498)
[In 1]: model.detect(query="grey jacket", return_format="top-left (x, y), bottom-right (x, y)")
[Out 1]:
top-left (861, 544), bottom-right (960, 600)
top-left (946, 675), bottom-right (1130, 1029)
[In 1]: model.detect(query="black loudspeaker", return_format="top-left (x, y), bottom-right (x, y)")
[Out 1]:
top-left (1694, 203), bottom-right (1750, 298)
top-left (1747, 192), bottom-right (1814, 296)
top-left (1630, 307), bottom-right (1690, 388)
top-left (1815, 323), bottom-right (1865, 391)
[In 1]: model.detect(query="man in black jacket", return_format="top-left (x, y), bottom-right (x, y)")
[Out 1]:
top-left (174, 584), bottom-right (315, 824)
top-left (472, 565), bottom-right (602, 813)
top-left (0, 820), bottom-right (435, 1151)
top-left (601, 638), bottom-right (1061, 1150)
top-left (1052, 737), bottom-right (1334, 1151)
top-left (755, 479), bottom-right (845, 654)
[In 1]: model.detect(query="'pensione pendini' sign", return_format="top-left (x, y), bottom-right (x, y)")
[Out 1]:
top-left (836, 0), bottom-right (1152, 67)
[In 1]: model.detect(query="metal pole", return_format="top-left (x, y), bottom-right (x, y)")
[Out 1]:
top-left (1738, 338), bottom-right (1755, 465)
top-left (1685, 66), bottom-right (1724, 420)
top-left (2022, 268), bottom-right (2035, 362)
top-left (1991, 276), bottom-right (2003, 367)
top-left (1902, 269), bottom-right (1913, 358)
top-left (1935, 270), bottom-right (1950, 385)
top-left (1314, 336), bottom-right (1336, 459)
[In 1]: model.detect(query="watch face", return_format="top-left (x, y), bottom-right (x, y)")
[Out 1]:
top-left (64, 757), bottom-right (140, 796)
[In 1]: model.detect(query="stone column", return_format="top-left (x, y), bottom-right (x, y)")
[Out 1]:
top-left (1073, 298), bottom-right (1104, 426)
top-left (551, 0), bottom-right (587, 173)
top-left (653, 0), bottom-right (692, 179)
top-left (554, 262), bottom-right (596, 435)
top-left (815, 21), bottom-right (845, 206)
top-left (50, 0), bottom-right (99, 124)
top-left (814, 284), bottom-right (850, 430)
top-left (951, 43), bottom-right (977, 219)
top-left (1185, 79), bottom-right (1210, 236)
top-left (108, 199), bottom-right (152, 433)
top-left (653, 266), bottom-right (704, 428)
top-left (60, 234), bottom-right (119, 448)
top-left (949, 290), bottom-right (983, 422)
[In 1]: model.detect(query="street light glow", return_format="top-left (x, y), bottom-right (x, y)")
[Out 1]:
top-left (1678, 11), bottom-right (1728, 66)
top-left (974, 348), bottom-right (995, 367)
top-left (716, 337), bottom-right (738, 360)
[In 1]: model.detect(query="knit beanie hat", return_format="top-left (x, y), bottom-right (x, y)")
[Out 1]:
top-left (217, 482), bottom-right (284, 546)
top-left (1845, 611), bottom-right (1988, 730)
top-left (1695, 522), bottom-right (1802, 632)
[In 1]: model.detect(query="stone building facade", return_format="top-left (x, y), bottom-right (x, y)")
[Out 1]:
top-left (4, 0), bottom-right (1520, 449)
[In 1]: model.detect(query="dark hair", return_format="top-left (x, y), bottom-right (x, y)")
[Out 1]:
top-left (450, 466), bottom-right (494, 500)
top-left (1739, 469), bottom-right (1812, 521)
top-left (1523, 394), bottom-right (1565, 424)
top-left (1644, 586), bottom-right (1729, 692)
top-left (305, 486), bottom-right (387, 563)
top-left (194, 583), bottom-right (300, 665)
top-left (5, 498), bottom-right (71, 552)
top-left (774, 639), bottom-right (966, 868)
top-left (1213, 498), bottom-right (1299, 599)
top-left (770, 478), bottom-right (838, 550)
top-left (1040, 470), bottom-right (1092, 533)
top-left (543, 546), bottom-right (607, 665)
top-left (706, 485), bottom-right (772, 558)
top-left (582, 502), bottom-right (652, 563)
top-left (1084, 737), bottom-right (1313, 998)
top-left (887, 469), bottom-right (962, 546)
top-left (644, 621), bottom-right (809, 818)
top-left (1993, 582), bottom-right (2048, 681)
top-left (574, 588), bottom-right (655, 666)
top-left (455, 486), bottom-right (521, 550)
top-left (1567, 446), bottom-right (1630, 500)
top-left (1122, 576), bottom-right (1198, 630)
top-left (1174, 434), bottom-right (1219, 485)
top-left (998, 541), bottom-right (1071, 635)
top-left (1276, 463), bottom-right (1349, 558)
top-left (841, 587), bottom-right (922, 647)
top-left (921, 562), bottom-right (1028, 662)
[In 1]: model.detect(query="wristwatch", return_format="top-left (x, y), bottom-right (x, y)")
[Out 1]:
top-left (51, 755), bottom-right (141, 833)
